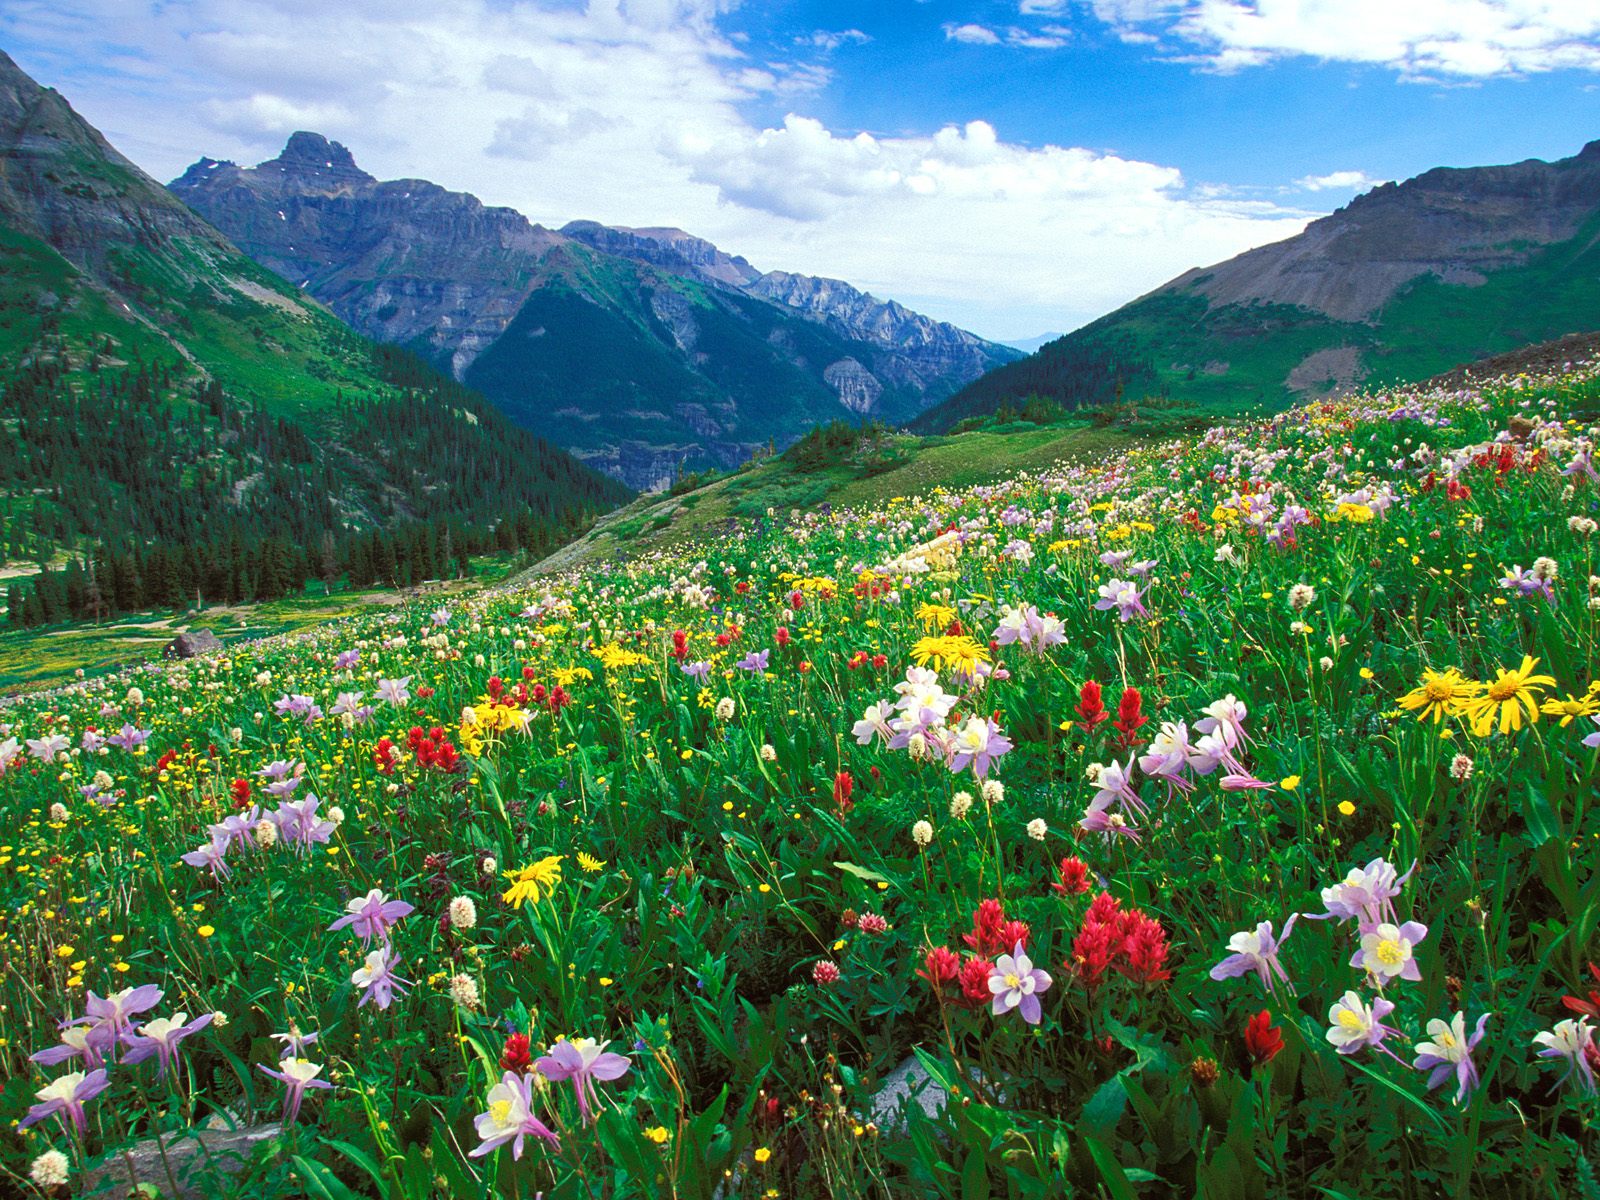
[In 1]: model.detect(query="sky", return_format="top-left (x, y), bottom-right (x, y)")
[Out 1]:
top-left (4, 1), bottom-right (1599, 343)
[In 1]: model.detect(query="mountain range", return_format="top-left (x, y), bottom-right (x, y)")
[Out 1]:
top-left (918, 139), bottom-right (1600, 431)
top-left (0, 49), bottom-right (626, 612)
top-left (170, 134), bottom-right (1020, 489)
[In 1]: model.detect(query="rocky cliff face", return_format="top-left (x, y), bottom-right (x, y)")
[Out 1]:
top-left (0, 50), bottom-right (234, 282)
top-left (172, 134), bottom-right (565, 376)
top-left (1170, 141), bottom-right (1600, 322)
top-left (171, 133), bottom-right (1020, 489)
top-left (562, 225), bottom-right (1022, 389)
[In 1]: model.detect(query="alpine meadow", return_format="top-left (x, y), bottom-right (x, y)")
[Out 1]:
top-left (3, 5), bottom-right (1600, 1200)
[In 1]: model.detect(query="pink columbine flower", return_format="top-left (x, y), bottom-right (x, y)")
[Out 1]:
top-left (1094, 578), bottom-right (1148, 622)
top-left (1413, 1012), bottom-right (1489, 1103)
top-left (1351, 921), bottom-right (1428, 987)
top-left (19, 1069), bottom-right (111, 1137)
top-left (945, 715), bottom-right (1013, 781)
top-left (257, 1058), bottom-right (333, 1124)
top-left (535, 1038), bottom-right (632, 1124)
top-left (351, 946), bottom-right (410, 1010)
top-left (123, 1012), bottom-right (214, 1079)
top-left (83, 984), bottom-right (163, 1046)
top-left (1210, 917), bottom-right (1297, 991)
top-left (1312, 858), bottom-right (1417, 931)
top-left (470, 1070), bottom-right (560, 1158)
top-left (1533, 1017), bottom-right (1597, 1095)
top-left (30, 1022), bottom-right (112, 1070)
top-left (328, 889), bottom-right (414, 944)
top-left (1325, 990), bottom-right (1401, 1058)
top-left (988, 942), bottom-right (1052, 1025)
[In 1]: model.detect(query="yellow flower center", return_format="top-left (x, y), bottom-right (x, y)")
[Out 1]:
top-left (489, 1100), bottom-right (513, 1126)
top-left (1375, 940), bottom-right (1404, 966)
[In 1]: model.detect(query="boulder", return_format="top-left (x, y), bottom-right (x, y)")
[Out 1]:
top-left (80, 1122), bottom-right (280, 1198)
top-left (165, 629), bottom-right (224, 659)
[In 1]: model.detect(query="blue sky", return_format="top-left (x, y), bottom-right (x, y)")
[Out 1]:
top-left (4, 1), bottom-right (1598, 341)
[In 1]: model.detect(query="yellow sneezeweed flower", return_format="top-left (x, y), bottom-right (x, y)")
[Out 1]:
top-left (1338, 801), bottom-right (1357, 817)
top-left (914, 602), bottom-right (956, 632)
top-left (645, 1126), bottom-right (670, 1144)
top-left (198, 925), bottom-right (215, 938)
top-left (1460, 656), bottom-right (1556, 737)
top-left (909, 635), bottom-right (989, 675)
top-left (1279, 775), bottom-right (1301, 791)
top-left (502, 856), bottom-right (565, 907)
top-left (1397, 668), bottom-right (1482, 724)
top-left (1359, 667), bottom-right (1375, 680)
top-left (576, 852), bottom-right (606, 873)
top-left (755, 1148), bottom-right (772, 1164)
top-left (1540, 693), bottom-right (1598, 727)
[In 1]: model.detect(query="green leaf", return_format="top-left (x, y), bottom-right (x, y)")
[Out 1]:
top-left (1083, 1136), bottom-right (1137, 1200)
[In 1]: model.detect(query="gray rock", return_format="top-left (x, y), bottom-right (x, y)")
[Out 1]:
top-left (868, 1054), bottom-right (956, 1133)
top-left (165, 629), bottom-right (224, 659)
top-left (81, 1123), bottom-right (280, 1198)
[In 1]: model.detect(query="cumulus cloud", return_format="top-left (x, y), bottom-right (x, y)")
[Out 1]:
top-left (2, 0), bottom-right (1310, 336)
top-left (1086, 0), bottom-right (1600, 78)
top-left (1295, 169), bottom-right (1388, 192)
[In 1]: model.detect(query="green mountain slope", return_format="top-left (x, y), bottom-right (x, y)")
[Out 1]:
top-left (169, 134), bottom-right (1019, 490)
top-left (918, 139), bottom-right (1600, 431)
top-left (0, 50), bottom-right (628, 625)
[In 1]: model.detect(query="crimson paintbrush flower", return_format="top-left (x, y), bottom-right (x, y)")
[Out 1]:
top-left (1245, 1010), bottom-right (1285, 1066)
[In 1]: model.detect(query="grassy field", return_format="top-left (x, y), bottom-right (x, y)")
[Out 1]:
top-left (0, 554), bottom-right (528, 694)
top-left (525, 420), bottom-right (1141, 577)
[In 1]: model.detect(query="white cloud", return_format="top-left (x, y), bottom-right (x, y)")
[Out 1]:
top-left (944, 21), bottom-right (1070, 49)
top-left (1087, 0), bottom-right (1600, 78)
top-left (1, 0), bottom-right (1312, 337)
top-left (799, 29), bottom-right (870, 52)
top-left (944, 23), bottom-right (1004, 45)
top-left (1295, 169), bottom-right (1388, 192)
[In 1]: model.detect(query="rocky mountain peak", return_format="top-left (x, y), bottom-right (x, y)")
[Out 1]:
top-left (262, 131), bottom-right (374, 190)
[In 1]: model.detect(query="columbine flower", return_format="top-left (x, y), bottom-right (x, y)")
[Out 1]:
top-left (122, 1012), bottom-right (214, 1078)
top-left (1353, 921), bottom-right (1428, 986)
top-left (1314, 858), bottom-right (1415, 930)
top-left (351, 946), bottom-right (411, 1010)
top-left (269, 1026), bottom-right (319, 1059)
top-left (1533, 1017), bottom-right (1597, 1094)
top-left (1413, 1012), bottom-right (1489, 1103)
top-left (328, 889), bottom-right (414, 944)
top-left (1325, 990), bottom-right (1399, 1056)
top-left (502, 856), bottom-right (564, 907)
top-left (945, 715), bottom-right (1013, 781)
top-left (376, 677), bottom-right (413, 706)
top-left (987, 942), bottom-right (1052, 1025)
top-left (470, 1071), bottom-right (560, 1158)
top-left (535, 1038), bottom-right (633, 1124)
top-left (1094, 578), bottom-right (1148, 622)
top-left (257, 1058), bottom-right (333, 1124)
top-left (84, 984), bottom-right (163, 1044)
top-left (1209, 918), bottom-right (1296, 991)
top-left (19, 1069), bottom-right (111, 1137)
top-left (30, 1022), bottom-right (110, 1070)
top-left (735, 649), bottom-right (770, 672)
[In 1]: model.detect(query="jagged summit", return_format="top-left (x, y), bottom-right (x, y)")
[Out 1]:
top-left (171, 135), bottom-right (1020, 488)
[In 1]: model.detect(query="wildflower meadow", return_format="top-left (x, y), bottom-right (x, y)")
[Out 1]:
top-left (3, 365), bottom-right (1600, 1198)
